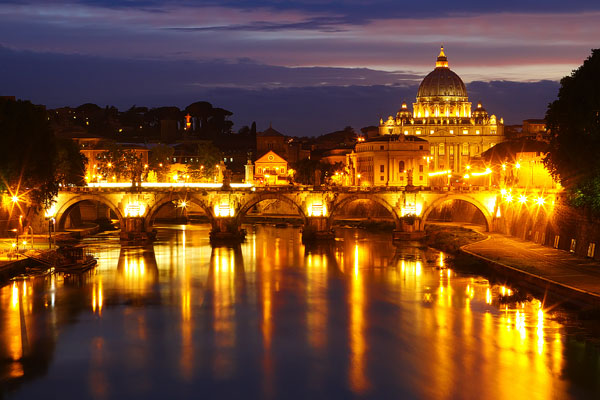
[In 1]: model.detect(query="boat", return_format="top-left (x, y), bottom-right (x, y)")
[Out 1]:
top-left (24, 245), bottom-right (97, 273)
top-left (53, 245), bottom-right (98, 273)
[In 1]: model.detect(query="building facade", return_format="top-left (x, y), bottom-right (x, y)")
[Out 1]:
top-left (254, 150), bottom-right (289, 185)
top-left (378, 47), bottom-right (505, 174)
top-left (348, 135), bottom-right (430, 187)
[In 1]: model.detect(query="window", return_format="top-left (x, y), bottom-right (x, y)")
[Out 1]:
top-left (553, 235), bottom-right (560, 249)
top-left (419, 145), bottom-right (423, 150)
top-left (449, 129), bottom-right (454, 134)
top-left (588, 243), bottom-right (596, 258)
top-left (430, 129), bottom-right (435, 135)
top-left (380, 175), bottom-right (385, 181)
top-left (449, 146), bottom-right (454, 155)
top-left (476, 130), bottom-right (480, 135)
top-left (419, 165), bottom-right (423, 173)
top-left (404, 130), bottom-right (409, 135)
top-left (439, 143), bottom-right (445, 156)
top-left (462, 129), bottom-right (469, 135)
top-left (173, 157), bottom-right (177, 162)
top-left (570, 239), bottom-right (577, 253)
top-left (462, 143), bottom-right (469, 155)
top-left (491, 130), bottom-right (496, 134)
top-left (430, 147), bottom-right (434, 155)
top-left (419, 176), bottom-right (423, 181)
top-left (399, 161), bottom-right (405, 171)
top-left (380, 165), bottom-right (385, 173)
top-left (416, 130), bottom-right (421, 135)
top-left (380, 145), bottom-right (384, 150)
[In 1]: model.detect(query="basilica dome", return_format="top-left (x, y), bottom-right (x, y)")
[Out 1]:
top-left (416, 47), bottom-right (467, 100)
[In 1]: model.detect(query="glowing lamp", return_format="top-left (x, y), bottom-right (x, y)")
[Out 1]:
top-left (518, 195), bottom-right (527, 204)
top-left (515, 162), bottom-right (521, 169)
top-left (11, 196), bottom-right (18, 203)
top-left (535, 197), bottom-right (545, 206)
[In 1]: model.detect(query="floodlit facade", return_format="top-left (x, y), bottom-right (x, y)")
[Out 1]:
top-left (254, 150), bottom-right (289, 185)
top-left (348, 135), bottom-right (430, 186)
top-left (379, 46), bottom-right (505, 173)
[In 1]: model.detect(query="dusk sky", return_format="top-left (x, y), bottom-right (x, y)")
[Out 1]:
top-left (1, 0), bottom-right (599, 136)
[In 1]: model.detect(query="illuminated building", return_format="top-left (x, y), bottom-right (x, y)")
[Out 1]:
top-left (254, 150), bottom-right (289, 185)
top-left (379, 46), bottom-right (505, 173)
top-left (348, 135), bottom-right (430, 186)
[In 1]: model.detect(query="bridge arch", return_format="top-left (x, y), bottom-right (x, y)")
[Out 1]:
top-left (235, 193), bottom-right (307, 225)
top-left (55, 194), bottom-right (124, 231)
top-left (144, 194), bottom-right (216, 230)
top-left (421, 194), bottom-right (493, 231)
top-left (327, 194), bottom-right (402, 230)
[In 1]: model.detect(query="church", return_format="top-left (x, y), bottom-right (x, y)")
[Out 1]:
top-left (378, 46), bottom-right (505, 173)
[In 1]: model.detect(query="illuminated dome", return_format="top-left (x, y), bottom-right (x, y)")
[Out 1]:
top-left (416, 46), bottom-right (467, 100)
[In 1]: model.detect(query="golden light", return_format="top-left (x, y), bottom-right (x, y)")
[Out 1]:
top-left (11, 243), bottom-right (16, 248)
top-left (357, 173), bottom-right (361, 179)
top-left (505, 194), bottom-right (513, 203)
top-left (465, 165), bottom-right (471, 170)
top-left (518, 194), bottom-right (527, 204)
top-left (515, 162), bottom-right (521, 169)
top-left (500, 188), bottom-right (507, 196)
top-left (307, 202), bottom-right (327, 217)
top-left (22, 240), bottom-right (27, 246)
top-left (159, 163), bottom-right (163, 167)
top-left (428, 169), bottom-right (452, 177)
top-left (144, 164), bottom-right (148, 169)
top-left (213, 202), bottom-right (234, 217)
top-left (179, 201), bottom-right (187, 208)
top-left (502, 163), bottom-right (506, 170)
top-left (44, 204), bottom-right (57, 218)
top-left (124, 201), bottom-right (146, 217)
top-left (463, 174), bottom-right (470, 179)
top-left (107, 162), bottom-right (112, 167)
top-left (173, 174), bottom-right (179, 181)
top-left (11, 195), bottom-right (19, 203)
top-left (535, 196), bottom-right (545, 206)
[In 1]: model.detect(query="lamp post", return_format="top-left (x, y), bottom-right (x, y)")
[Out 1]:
top-left (11, 228), bottom-right (19, 257)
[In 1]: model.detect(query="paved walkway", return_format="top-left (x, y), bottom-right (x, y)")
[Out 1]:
top-left (463, 233), bottom-right (600, 298)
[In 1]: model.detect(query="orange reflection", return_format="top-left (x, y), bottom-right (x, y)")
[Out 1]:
top-left (212, 247), bottom-right (237, 379)
top-left (349, 243), bottom-right (368, 393)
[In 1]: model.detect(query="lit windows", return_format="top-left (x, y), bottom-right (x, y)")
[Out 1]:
top-left (430, 129), bottom-right (435, 135)
top-left (416, 130), bottom-right (421, 135)
top-left (462, 129), bottom-right (469, 135)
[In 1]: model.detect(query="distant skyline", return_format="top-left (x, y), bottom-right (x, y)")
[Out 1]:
top-left (0, 0), bottom-right (596, 135)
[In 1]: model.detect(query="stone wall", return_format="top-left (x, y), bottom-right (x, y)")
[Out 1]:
top-left (494, 195), bottom-right (600, 260)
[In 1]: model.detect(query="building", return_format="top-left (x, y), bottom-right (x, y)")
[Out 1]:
top-left (257, 125), bottom-right (288, 159)
top-left (254, 151), bottom-right (289, 185)
top-left (348, 135), bottom-right (430, 187)
top-left (378, 46), bottom-right (505, 174)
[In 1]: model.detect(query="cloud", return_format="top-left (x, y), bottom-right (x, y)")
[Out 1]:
top-left (0, 46), bottom-right (559, 136)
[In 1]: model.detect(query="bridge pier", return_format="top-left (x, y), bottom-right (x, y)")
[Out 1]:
top-left (302, 216), bottom-right (334, 243)
top-left (393, 217), bottom-right (426, 241)
top-left (210, 217), bottom-right (247, 243)
top-left (120, 217), bottom-right (156, 243)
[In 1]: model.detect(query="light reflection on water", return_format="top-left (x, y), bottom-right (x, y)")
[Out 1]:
top-left (0, 225), bottom-right (599, 399)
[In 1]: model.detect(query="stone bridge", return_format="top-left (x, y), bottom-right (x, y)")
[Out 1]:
top-left (48, 185), bottom-right (500, 242)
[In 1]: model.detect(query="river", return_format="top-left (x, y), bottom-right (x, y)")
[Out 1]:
top-left (1, 225), bottom-right (599, 399)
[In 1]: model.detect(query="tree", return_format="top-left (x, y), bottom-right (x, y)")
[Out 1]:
top-left (544, 49), bottom-right (600, 211)
top-left (95, 144), bottom-right (144, 184)
top-left (188, 142), bottom-right (222, 181)
top-left (55, 138), bottom-right (86, 186)
top-left (149, 143), bottom-right (174, 181)
top-left (0, 98), bottom-right (57, 213)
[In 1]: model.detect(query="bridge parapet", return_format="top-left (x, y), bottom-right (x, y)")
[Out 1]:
top-left (51, 185), bottom-right (504, 244)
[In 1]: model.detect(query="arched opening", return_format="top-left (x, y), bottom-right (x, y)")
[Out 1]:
top-left (236, 194), bottom-right (307, 227)
top-left (423, 197), bottom-right (491, 231)
top-left (145, 197), bottom-right (214, 230)
top-left (328, 196), bottom-right (401, 231)
top-left (56, 198), bottom-right (122, 232)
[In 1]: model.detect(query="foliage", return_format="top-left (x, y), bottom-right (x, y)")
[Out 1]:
top-left (291, 158), bottom-right (340, 185)
top-left (187, 142), bottom-right (223, 181)
top-left (0, 98), bottom-right (57, 211)
top-left (54, 138), bottom-right (86, 186)
top-left (544, 49), bottom-right (600, 212)
top-left (95, 143), bottom-right (144, 183)
top-left (149, 143), bottom-right (174, 181)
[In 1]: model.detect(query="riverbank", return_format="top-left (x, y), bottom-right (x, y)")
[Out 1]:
top-left (425, 223), bottom-right (600, 310)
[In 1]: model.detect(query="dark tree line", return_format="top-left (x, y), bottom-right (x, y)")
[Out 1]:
top-left (544, 49), bottom-right (600, 212)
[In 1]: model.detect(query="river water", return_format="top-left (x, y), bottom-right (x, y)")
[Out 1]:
top-left (1, 225), bottom-right (599, 399)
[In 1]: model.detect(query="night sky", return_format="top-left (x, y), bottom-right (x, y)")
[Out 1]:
top-left (1, 0), bottom-right (598, 136)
